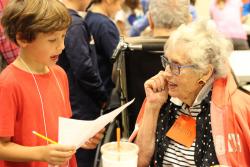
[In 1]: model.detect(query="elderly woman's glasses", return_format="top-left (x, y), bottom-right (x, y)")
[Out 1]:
top-left (160, 55), bottom-right (197, 75)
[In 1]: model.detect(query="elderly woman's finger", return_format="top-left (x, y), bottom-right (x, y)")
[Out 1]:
top-left (149, 71), bottom-right (167, 92)
top-left (158, 71), bottom-right (168, 91)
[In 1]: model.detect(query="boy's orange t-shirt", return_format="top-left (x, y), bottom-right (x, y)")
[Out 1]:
top-left (0, 64), bottom-right (77, 167)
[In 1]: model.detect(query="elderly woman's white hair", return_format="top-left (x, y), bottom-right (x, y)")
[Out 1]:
top-left (165, 19), bottom-right (233, 78)
top-left (149, 0), bottom-right (190, 29)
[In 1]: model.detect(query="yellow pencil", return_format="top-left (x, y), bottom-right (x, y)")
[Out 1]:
top-left (32, 131), bottom-right (58, 144)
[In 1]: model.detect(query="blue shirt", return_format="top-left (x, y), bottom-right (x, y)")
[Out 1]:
top-left (243, 3), bottom-right (250, 16)
top-left (85, 11), bottom-right (119, 96)
top-left (129, 0), bottom-right (149, 36)
top-left (58, 9), bottom-right (107, 120)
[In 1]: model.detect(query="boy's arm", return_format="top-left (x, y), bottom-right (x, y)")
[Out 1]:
top-left (0, 137), bottom-right (75, 165)
top-left (0, 138), bottom-right (39, 161)
top-left (0, 137), bottom-right (42, 162)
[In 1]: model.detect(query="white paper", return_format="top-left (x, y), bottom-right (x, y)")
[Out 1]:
top-left (58, 99), bottom-right (135, 148)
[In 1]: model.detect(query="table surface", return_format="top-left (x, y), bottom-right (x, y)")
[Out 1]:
top-left (229, 51), bottom-right (250, 85)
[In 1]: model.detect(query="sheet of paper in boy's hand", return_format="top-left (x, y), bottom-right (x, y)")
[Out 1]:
top-left (58, 98), bottom-right (135, 148)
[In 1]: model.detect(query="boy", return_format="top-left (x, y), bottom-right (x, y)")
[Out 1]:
top-left (0, 0), bottom-right (103, 166)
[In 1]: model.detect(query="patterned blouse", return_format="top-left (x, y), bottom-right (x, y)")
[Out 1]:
top-left (151, 79), bottom-right (220, 167)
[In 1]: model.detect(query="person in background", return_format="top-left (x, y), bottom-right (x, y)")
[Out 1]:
top-left (129, 0), bottom-right (149, 37)
top-left (189, 0), bottom-right (197, 21)
top-left (0, 25), bottom-right (19, 65)
top-left (85, 0), bottom-right (122, 102)
top-left (126, 0), bottom-right (141, 26)
top-left (242, 0), bottom-right (250, 26)
top-left (210, 0), bottom-right (249, 50)
top-left (115, 0), bottom-right (140, 36)
top-left (135, 19), bottom-right (250, 167)
top-left (147, 0), bottom-right (190, 38)
top-left (58, 0), bottom-right (108, 166)
top-left (0, 53), bottom-right (6, 72)
top-left (0, 0), bottom-right (19, 71)
top-left (129, 0), bottom-right (196, 37)
top-left (0, 0), bottom-right (104, 166)
top-left (242, 0), bottom-right (250, 16)
top-left (129, 14), bottom-right (149, 36)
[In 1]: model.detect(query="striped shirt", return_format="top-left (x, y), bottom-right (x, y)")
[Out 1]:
top-left (163, 104), bottom-right (201, 167)
top-left (154, 79), bottom-right (218, 167)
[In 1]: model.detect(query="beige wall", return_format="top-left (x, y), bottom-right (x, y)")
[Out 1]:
top-left (195, 0), bottom-right (211, 19)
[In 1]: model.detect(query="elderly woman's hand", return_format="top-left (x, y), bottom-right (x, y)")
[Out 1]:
top-left (144, 71), bottom-right (169, 109)
top-left (81, 128), bottom-right (105, 149)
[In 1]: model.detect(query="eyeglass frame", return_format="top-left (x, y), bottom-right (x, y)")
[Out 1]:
top-left (160, 55), bottom-right (197, 75)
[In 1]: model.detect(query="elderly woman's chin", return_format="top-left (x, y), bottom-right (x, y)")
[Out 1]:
top-left (168, 86), bottom-right (187, 101)
top-left (168, 88), bottom-right (179, 98)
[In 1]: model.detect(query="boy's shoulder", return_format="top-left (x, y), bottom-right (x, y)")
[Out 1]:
top-left (50, 65), bottom-right (66, 74)
top-left (0, 65), bottom-right (66, 85)
top-left (0, 64), bottom-right (21, 89)
top-left (50, 65), bottom-right (68, 81)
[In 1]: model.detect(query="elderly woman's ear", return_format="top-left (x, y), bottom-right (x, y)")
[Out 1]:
top-left (198, 64), bottom-right (214, 85)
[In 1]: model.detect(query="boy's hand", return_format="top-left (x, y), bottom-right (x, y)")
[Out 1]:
top-left (81, 128), bottom-right (105, 149)
top-left (40, 144), bottom-right (75, 166)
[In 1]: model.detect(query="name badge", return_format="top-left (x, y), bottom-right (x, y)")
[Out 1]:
top-left (166, 114), bottom-right (196, 147)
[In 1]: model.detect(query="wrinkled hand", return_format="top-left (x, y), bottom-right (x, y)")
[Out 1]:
top-left (81, 128), bottom-right (105, 149)
top-left (144, 71), bottom-right (168, 109)
top-left (40, 144), bottom-right (75, 166)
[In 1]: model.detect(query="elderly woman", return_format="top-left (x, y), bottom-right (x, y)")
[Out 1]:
top-left (135, 20), bottom-right (250, 167)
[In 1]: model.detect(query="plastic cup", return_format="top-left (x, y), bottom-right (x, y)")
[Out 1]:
top-left (101, 141), bottom-right (139, 167)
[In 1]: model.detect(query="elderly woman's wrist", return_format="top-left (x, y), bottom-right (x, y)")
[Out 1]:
top-left (145, 102), bottom-right (162, 115)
